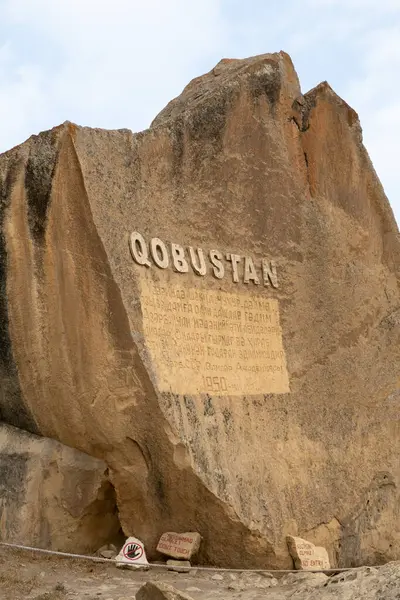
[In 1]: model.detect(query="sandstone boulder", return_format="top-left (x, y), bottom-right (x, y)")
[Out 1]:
top-left (157, 532), bottom-right (201, 560)
top-left (227, 572), bottom-right (279, 591)
top-left (0, 423), bottom-right (120, 552)
top-left (287, 535), bottom-right (330, 570)
top-left (0, 51), bottom-right (399, 568)
top-left (280, 571), bottom-right (328, 587)
top-left (279, 563), bottom-right (400, 599)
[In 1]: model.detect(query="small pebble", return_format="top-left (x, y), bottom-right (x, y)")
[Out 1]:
top-left (55, 582), bottom-right (66, 592)
top-left (211, 574), bottom-right (224, 581)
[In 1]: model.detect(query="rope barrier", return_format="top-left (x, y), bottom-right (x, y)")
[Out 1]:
top-left (0, 542), bottom-right (356, 574)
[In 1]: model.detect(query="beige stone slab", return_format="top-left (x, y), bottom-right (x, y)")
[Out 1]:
top-left (140, 280), bottom-right (290, 396)
top-left (157, 532), bottom-right (201, 560)
top-left (287, 536), bottom-right (330, 570)
top-left (167, 559), bottom-right (191, 573)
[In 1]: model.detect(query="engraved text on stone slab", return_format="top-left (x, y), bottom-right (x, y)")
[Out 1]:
top-left (140, 280), bottom-right (290, 396)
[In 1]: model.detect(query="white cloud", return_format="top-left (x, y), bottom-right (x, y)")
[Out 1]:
top-left (343, 24), bottom-right (400, 219)
top-left (0, 42), bottom-right (46, 147)
top-left (307, 0), bottom-right (400, 9)
top-left (0, 0), bottom-right (226, 149)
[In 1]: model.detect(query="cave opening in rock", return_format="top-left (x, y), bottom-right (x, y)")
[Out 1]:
top-left (76, 477), bottom-right (126, 555)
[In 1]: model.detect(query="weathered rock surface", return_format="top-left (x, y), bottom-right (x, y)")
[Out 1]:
top-left (137, 581), bottom-right (195, 600)
top-left (0, 423), bottom-right (120, 552)
top-left (0, 51), bottom-right (399, 568)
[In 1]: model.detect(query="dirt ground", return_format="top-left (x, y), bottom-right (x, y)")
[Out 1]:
top-left (0, 546), bottom-right (280, 600)
top-left (1, 547), bottom-right (399, 600)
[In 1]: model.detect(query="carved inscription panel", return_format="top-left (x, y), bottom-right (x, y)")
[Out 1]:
top-left (140, 279), bottom-right (290, 396)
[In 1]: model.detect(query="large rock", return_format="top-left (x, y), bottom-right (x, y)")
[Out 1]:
top-left (0, 423), bottom-right (120, 552)
top-left (0, 51), bottom-right (399, 568)
top-left (137, 582), bottom-right (194, 600)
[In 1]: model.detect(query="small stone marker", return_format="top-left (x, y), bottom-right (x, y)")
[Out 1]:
top-left (286, 535), bottom-right (330, 570)
top-left (167, 559), bottom-right (191, 573)
top-left (157, 532), bottom-right (201, 560)
top-left (115, 536), bottom-right (149, 570)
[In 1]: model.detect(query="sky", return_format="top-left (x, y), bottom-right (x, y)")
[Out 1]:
top-left (0, 0), bottom-right (399, 225)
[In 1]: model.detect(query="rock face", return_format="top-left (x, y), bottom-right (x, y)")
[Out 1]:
top-left (0, 424), bottom-right (120, 552)
top-left (0, 51), bottom-right (399, 568)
